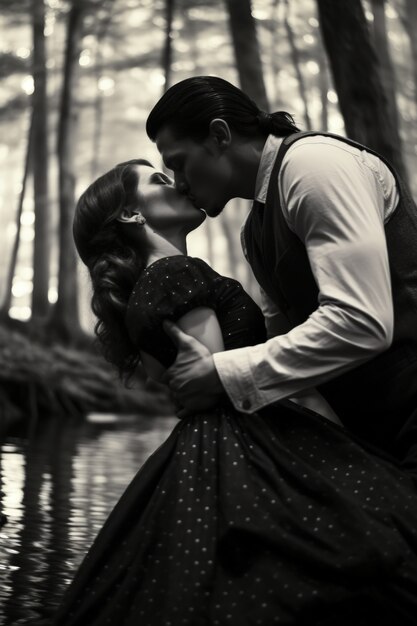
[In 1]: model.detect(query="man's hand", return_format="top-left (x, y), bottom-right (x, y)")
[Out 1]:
top-left (162, 320), bottom-right (226, 417)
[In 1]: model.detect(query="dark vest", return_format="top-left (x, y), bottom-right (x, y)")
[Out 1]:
top-left (244, 131), bottom-right (417, 456)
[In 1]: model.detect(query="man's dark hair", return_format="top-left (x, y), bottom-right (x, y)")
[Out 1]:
top-left (146, 76), bottom-right (299, 141)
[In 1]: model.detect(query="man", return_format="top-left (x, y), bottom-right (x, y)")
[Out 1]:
top-left (146, 75), bottom-right (417, 461)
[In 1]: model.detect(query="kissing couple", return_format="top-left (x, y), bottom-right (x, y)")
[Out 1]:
top-left (49, 76), bottom-right (417, 626)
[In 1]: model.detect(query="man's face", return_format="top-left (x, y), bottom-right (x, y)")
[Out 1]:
top-left (155, 125), bottom-right (233, 217)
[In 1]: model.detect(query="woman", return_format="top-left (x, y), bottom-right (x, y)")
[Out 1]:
top-left (49, 159), bottom-right (417, 626)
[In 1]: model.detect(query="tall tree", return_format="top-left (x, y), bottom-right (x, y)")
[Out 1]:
top-left (90, 0), bottom-right (114, 179)
top-left (32, 0), bottom-right (50, 320)
top-left (371, 0), bottom-right (403, 154)
top-left (162, 0), bottom-right (175, 92)
top-left (1, 113), bottom-right (34, 320)
top-left (224, 0), bottom-right (269, 111)
top-left (269, 0), bottom-right (282, 108)
top-left (52, 0), bottom-right (85, 339)
top-left (317, 42), bottom-right (329, 130)
top-left (316, 0), bottom-right (408, 182)
top-left (283, 0), bottom-right (312, 130)
top-left (400, 0), bottom-right (417, 114)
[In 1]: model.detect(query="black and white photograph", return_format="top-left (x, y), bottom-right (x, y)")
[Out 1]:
top-left (1, 1), bottom-right (417, 624)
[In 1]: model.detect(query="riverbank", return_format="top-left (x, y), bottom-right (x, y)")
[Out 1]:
top-left (0, 321), bottom-right (172, 435)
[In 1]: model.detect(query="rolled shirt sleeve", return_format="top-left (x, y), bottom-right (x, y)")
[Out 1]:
top-left (213, 139), bottom-right (395, 414)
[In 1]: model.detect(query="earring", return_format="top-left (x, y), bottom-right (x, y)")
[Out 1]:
top-left (135, 212), bottom-right (146, 226)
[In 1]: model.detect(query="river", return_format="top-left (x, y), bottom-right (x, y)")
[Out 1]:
top-left (0, 412), bottom-right (177, 625)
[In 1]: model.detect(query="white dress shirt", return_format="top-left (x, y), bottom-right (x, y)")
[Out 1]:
top-left (213, 133), bottom-right (400, 415)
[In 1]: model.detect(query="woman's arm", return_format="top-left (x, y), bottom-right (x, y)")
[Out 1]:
top-left (140, 306), bottom-right (224, 382)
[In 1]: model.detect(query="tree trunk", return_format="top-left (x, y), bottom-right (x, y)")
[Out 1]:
top-left (52, 0), bottom-right (85, 339)
top-left (91, 71), bottom-right (104, 179)
top-left (32, 0), bottom-right (50, 320)
top-left (1, 112), bottom-right (34, 319)
top-left (316, 0), bottom-right (408, 182)
top-left (162, 0), bottom-right (174, 92)
top-left (283, 0), bottom-right (312, 130)
top-left (317, 43), bottom-right (329, 130)
top-left (224, 0), bottom-right (269, 111)
top-left (270, 0), bottom-right (282, 108)
top-left (91, 2), bottom-right (114, 179)
top-left (403, 0), bottom-right (417, 114)
top-left (370, 0), bottom-right (403, 154)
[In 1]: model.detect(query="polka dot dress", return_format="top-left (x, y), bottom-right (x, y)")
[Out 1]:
top-left (51, 256), bottom-right (417, 625)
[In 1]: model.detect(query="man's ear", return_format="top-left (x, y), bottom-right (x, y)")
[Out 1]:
top-left (207, 118), bottom-right (232, 152)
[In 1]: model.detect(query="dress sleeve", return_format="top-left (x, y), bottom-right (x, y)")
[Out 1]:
top-left (125, 257), bottom-right (214, 367)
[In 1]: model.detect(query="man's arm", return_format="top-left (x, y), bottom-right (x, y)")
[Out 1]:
top-left (213, 140), bottom-right (394, 414)
top-left (259, 287), bottom-right (343, 425)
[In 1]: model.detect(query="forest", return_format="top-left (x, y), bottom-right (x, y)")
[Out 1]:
top-left (1, 0), bottom-right (416, 430)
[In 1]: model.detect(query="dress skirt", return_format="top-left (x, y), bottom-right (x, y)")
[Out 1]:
top-left (50, 401), bottom-right (417, 626)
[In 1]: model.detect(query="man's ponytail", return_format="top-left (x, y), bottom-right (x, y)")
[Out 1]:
top-left (256, 110), bottom-right (300, 137)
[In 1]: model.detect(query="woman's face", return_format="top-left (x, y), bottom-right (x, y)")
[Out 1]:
top-left (134, 164), bottom-right (206, 233)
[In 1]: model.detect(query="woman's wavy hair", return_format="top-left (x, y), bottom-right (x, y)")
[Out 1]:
top-left (73, 158), bottom-right (152, 383)
top-left (146, 75), bottom-right (299, 141)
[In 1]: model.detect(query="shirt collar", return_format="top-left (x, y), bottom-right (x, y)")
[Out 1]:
top-left (254, 134), bottom-right (284, 203)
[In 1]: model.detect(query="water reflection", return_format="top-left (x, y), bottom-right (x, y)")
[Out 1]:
top-left (0, 413), bottom-right (177, 624)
